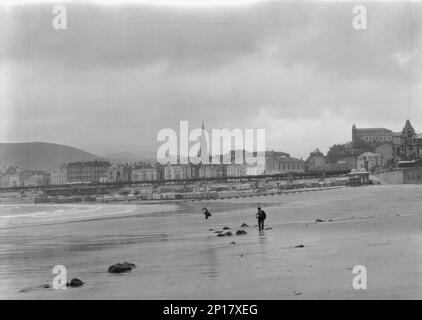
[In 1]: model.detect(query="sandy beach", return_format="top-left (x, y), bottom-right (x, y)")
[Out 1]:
top-left (1, 185), bottom-right (422, 299)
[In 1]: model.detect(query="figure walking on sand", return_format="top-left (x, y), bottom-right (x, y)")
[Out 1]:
top-left (202, 208), bottom-right (212, 220)
top-left (256, 207), bottom-right (267, 231)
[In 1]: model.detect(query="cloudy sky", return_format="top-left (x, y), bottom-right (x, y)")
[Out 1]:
top-left (1, 0), bottom-right (422, 159)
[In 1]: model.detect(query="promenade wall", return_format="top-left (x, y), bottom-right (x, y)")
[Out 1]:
top-left (376, 167), bottom-right (422, 184)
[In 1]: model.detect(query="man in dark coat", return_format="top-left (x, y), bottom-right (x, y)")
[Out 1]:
top-left (256, 207), bottom-right (267, 231)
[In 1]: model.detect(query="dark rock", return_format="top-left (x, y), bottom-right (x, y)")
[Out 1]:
top-left (222, 226), bottom-right (231, 230)
top-left (224, 231), bottom-right (233, 236)
top-left (236, 230), bottom-right (247, 235)
top-left (209, 228), bottom-right (214, 231)
top-left (108, 261), bottom-right (136, 273)
top-left (67, 278), bottom-right (84, 288)
top-left (217, 233), bottom-right (225, 237)
top-left (230, 241), bottom-right (236, 245)
top-left (264, 227), bottom-right (272, 230)
top-left (240, 223), bottom-right (249, 228)
top-left (295, 244), bottom-right (305, 248)
top-left (122, 261), bottom-right (136, 269)
top-left (315, 219), bottom-right (325, 223)
top-left (20, 283), bottom-right (51, 293)
top-left (214, 231), bottom-right (222, 233)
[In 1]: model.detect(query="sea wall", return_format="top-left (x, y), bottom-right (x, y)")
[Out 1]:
top-left (403, 167), bottom-right (422, 184)
top-left (376, 167), bottom-right (422, 184)
top-left (376, 170), bottom-right (404, 185)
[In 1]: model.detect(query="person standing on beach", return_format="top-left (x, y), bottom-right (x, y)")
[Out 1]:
top-left (256, 207), bottom-right (266, 231)
top-left (202, 208), bottom-right (212, 219)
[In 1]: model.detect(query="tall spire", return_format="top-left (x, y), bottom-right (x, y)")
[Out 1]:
top-left (352, 123), bottom-right (357, 142)
top-left (402, 119), bottom-right (415, 137)
top-left (199, 120), bottom-right (209, 163)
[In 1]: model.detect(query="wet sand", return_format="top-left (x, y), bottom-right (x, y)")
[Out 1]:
top-left (1, 185), bottom-right (422, 299)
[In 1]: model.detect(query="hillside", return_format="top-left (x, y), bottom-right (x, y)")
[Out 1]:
top-left (0, 142), bottom-right (100, 172)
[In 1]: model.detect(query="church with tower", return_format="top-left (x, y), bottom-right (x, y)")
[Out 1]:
top-left (352, 120), bottom-right (422, 167)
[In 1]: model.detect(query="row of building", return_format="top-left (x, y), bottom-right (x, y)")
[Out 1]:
top-left (0, 151), bottom-right (306, 188)
top-left (62, 151), bottom-right (305, 184)
top-left (0, 167), bottom-right (50, 188)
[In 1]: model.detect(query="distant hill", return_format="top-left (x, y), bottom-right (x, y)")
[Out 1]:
top-left (0, 142), bottom-right (100, 172)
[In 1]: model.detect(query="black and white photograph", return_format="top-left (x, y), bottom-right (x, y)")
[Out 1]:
top-left (1, 0), bottom-right (422, 304)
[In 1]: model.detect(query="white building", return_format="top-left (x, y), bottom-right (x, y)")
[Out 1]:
top-left (245, 164), bottom-right (265, 176)
top-left (226, 164), bottom-right (247, 177)
top-left (164, 164), bottom-right (197, 180)
top-left (24, 174), bottom-right (49, 187)
top-left (131, 166), bottom-right (160, 182)
top-left (50, 170), bottom-right (67, 185)
top-left (0, 167), bottom-right (23, 187)
top-left (357, 152), bottom-right (383, 172)
top-left (265, 156), bottom-right (305, 175)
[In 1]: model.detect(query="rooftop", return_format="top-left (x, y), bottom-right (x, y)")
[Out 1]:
top-left (133, 164), bottom-right (156, 170)
top-left (356, 128), bottom-right (392, 133)
top-left (66, 160), bottom-right (111, 166)
top-left (267, 156), bottom-right (303, 162)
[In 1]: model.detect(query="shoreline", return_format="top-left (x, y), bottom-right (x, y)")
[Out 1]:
top-left (0, 185), bottom-right (347, 206)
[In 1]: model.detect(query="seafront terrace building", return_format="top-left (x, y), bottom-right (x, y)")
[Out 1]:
top-left (198, 164), bottom-right (225, 179)
top-left (226, 164), bottom-right (247, 177)
top-left (131, 165), bottom-right (161, 182)
top-left (109, 163), bottom-right (132, 183)
top-left (264, 153), bottom-right (305, 175)
top-left (264, 157), bottom-right (305, 175)
top-left (0, 166), bottom-right (23, 188)
top-left (164, 163), bottom-right (198, 180)
top-left (50, 169), bottom-right (67, 185)
top-left (65, 160), bottom-right (111, 183)
top-left (24, 174), bottom-right (49, 187)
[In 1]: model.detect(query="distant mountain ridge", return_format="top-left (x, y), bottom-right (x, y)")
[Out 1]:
top-left (0, 142), bottom-right (100, 172)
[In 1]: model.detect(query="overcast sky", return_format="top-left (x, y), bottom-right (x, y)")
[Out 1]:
top-left (1, 0), bottom-right (422, 159)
